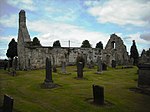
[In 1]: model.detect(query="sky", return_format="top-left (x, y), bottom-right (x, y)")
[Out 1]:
top-left (0, 0), bottom-right (150, 59)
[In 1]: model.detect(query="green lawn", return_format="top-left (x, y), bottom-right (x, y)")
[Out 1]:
top-left (0, 66), bottom-right (150, 112)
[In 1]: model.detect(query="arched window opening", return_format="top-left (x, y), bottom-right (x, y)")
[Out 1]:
top-left (111, 41), bottom-right (116, 49)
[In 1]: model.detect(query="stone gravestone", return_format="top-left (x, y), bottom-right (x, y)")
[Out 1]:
top-left (61, 61), bottom-right (66, 74)
top-left (93, 85), bottom-right (104, 105)
top-left (4, 59), bottom-right (8, 70)
top-left (11, 58), bottom-right (17, 76)
top-left (88, 60), bottom-right (94, 69)
top-left (44, 57), bottom-right (53, 83)
top-left (97, 56), bottom-right (102, 74)
top-left (130, 58), bottom-right (134, 65)
top-left (111, 60), bottom-right (116, 68)
top-left (102, 62), bottom-right (107, 70)
top-left (137, 63), bottom-right (150, 88)
top-left (7, 59), bottom-right (10, 72)
top-left (52, 55), bottom-right (57, 73)
top-left (77, 62), bottom-right (83, 78)
top-left (53, 65), bottom-right (57, 73)
top-left (2, 94), bottom-right (14, 112)
top-left (42, 58), bottom-right (58, 88)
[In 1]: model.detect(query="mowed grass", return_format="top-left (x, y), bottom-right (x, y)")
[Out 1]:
top-left (0, 66), bottom-right (150, 112)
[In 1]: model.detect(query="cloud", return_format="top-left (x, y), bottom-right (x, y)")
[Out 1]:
top-left (86, 0), bottom-right (150, 26)
top-left (125, 33), bottom-right (150, 44)
top-left (0, 14), bottom-right (18, 28)
top-left (84, 0), bottom-right (101, 7)
top-left (6, 0), bottom-right (36, 11)
top-left (44, 7), bottom-right (79, 22)
top-left (123, 32), bottom-right (150, 54)
top-left (140, 32), bottom-right (150, 41)
top-left (0, 35), bottom-right (17, 45)
top-left (27, 19), bottom-right (109, 47)
top-left (0, 48), bottom-right (7, 59)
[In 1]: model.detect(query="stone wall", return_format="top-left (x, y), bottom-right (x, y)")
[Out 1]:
top-left (23, 44), bottom-right (102, 69)
top-left (139, 49), bottom-right (150, 64)
top-left (104, 34), bottom-right (129, 66)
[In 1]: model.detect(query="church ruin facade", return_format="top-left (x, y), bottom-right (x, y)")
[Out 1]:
top-left (17, 10), bottom-right (130, 70)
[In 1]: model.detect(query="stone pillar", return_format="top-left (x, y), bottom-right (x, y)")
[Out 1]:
top-left (8, 59), bottom-right (10, 72)
top-left (12, 58), bottom-right (17, 76)
top-left (14, 57), bottom-right (17, 70)
top-left (111, 60), bottom-right (116, 68)
top-left (77, 62), bottom-right (83, 78)
top-left (4, 59), bottom-right (8, 70)
top-left (102, 63), bottom-right (107, 70)
top-left (53, 65), bottom-right (57, 73)
top-left (137, 63), bottom-right (150, 88)
top-left (61, 61), bottom-right (66, 73)
top-left (97, 56), bottom-right (102, 73)
top-left (3, 94), bottom-right (14, 112)
top-left (93, 85), bottom-right (104, 105)
top-left (44, 58), bottom-right (53, 83)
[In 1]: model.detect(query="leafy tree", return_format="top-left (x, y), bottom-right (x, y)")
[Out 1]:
top-left (96, 41), bottom-right (103, 49)
top-left (6, 38), bottom-right (18, 66)
top-left (81, 40), bottom-right (92, 48)
top-left (53, 40), bottom-right (61, 47)
top-left (145, 48), bottom-right (150, 57)
top-left (130, 40), bottom-right (139, 65)
top-left (33, 37), bottom-right (41, 46)
top-left (6, 38), bottom-right (18, 59)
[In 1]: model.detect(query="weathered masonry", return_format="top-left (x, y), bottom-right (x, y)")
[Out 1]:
top-left (17, 10), bottom-right (130, 70)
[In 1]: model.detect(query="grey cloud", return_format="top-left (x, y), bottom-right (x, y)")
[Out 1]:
top-left (140, 33), bottom-right (150, 41)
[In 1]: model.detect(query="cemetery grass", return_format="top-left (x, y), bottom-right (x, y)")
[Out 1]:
top-left (0, 66), bottom-right (150, 112)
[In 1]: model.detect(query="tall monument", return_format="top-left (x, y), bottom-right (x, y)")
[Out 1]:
top-left (17, 10), bottom-right (31, 70)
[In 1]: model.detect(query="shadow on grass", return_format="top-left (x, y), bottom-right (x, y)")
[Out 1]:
top-left (85, 98), bottom-right (114, 108)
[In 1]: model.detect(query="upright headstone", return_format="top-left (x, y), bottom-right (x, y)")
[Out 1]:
top-left (3, 94), bottom-right (14, 112)
top-left (88, 60), bottom-right (94, 69)
top-left (8, 59), bottom-right (10, 72)
top-left (77, 62), bottom-right (83, 78)
top-left (61, 61), bottom-right (66, 74)
top-left (102, 63), bottom-right (107, 70)
top-left (12, 58), bottom-right (17, 76)
top-left (111, 60), bottom-right (116, 68)
top-left (131, 58), bottom-right (134, 65)
top-left (53, 65), bottom-right (57, 73)
top-left (97, 56), bottom-right (102, 73)
top-left (4, 59), bottom-right (8, 70)
top-left (93, 85), bottom-right (104, 105)
top-left (44, 58), bottom-right (53, 83)
top-left (137, 63), bottom-right (150, 88)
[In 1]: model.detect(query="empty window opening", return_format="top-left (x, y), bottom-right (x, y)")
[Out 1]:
top-left (111, 41), bottom-right (116, 49)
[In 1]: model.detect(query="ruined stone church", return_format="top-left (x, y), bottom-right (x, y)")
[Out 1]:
top-left (17, 10), bottom-right (129, 70)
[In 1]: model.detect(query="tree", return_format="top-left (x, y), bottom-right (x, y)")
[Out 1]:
top-left (130, 40), bottom-right (139, 65)
top-left (33, 37), bottom-right (41, 46)
top-left (96, 41), bottom-right (103, 49)
top-left (6, 38), bottom-right (18, 66)
top-left (53, 40), bottom-right (61, 47)
top-left (81, 40), bottom-right (92, 48)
